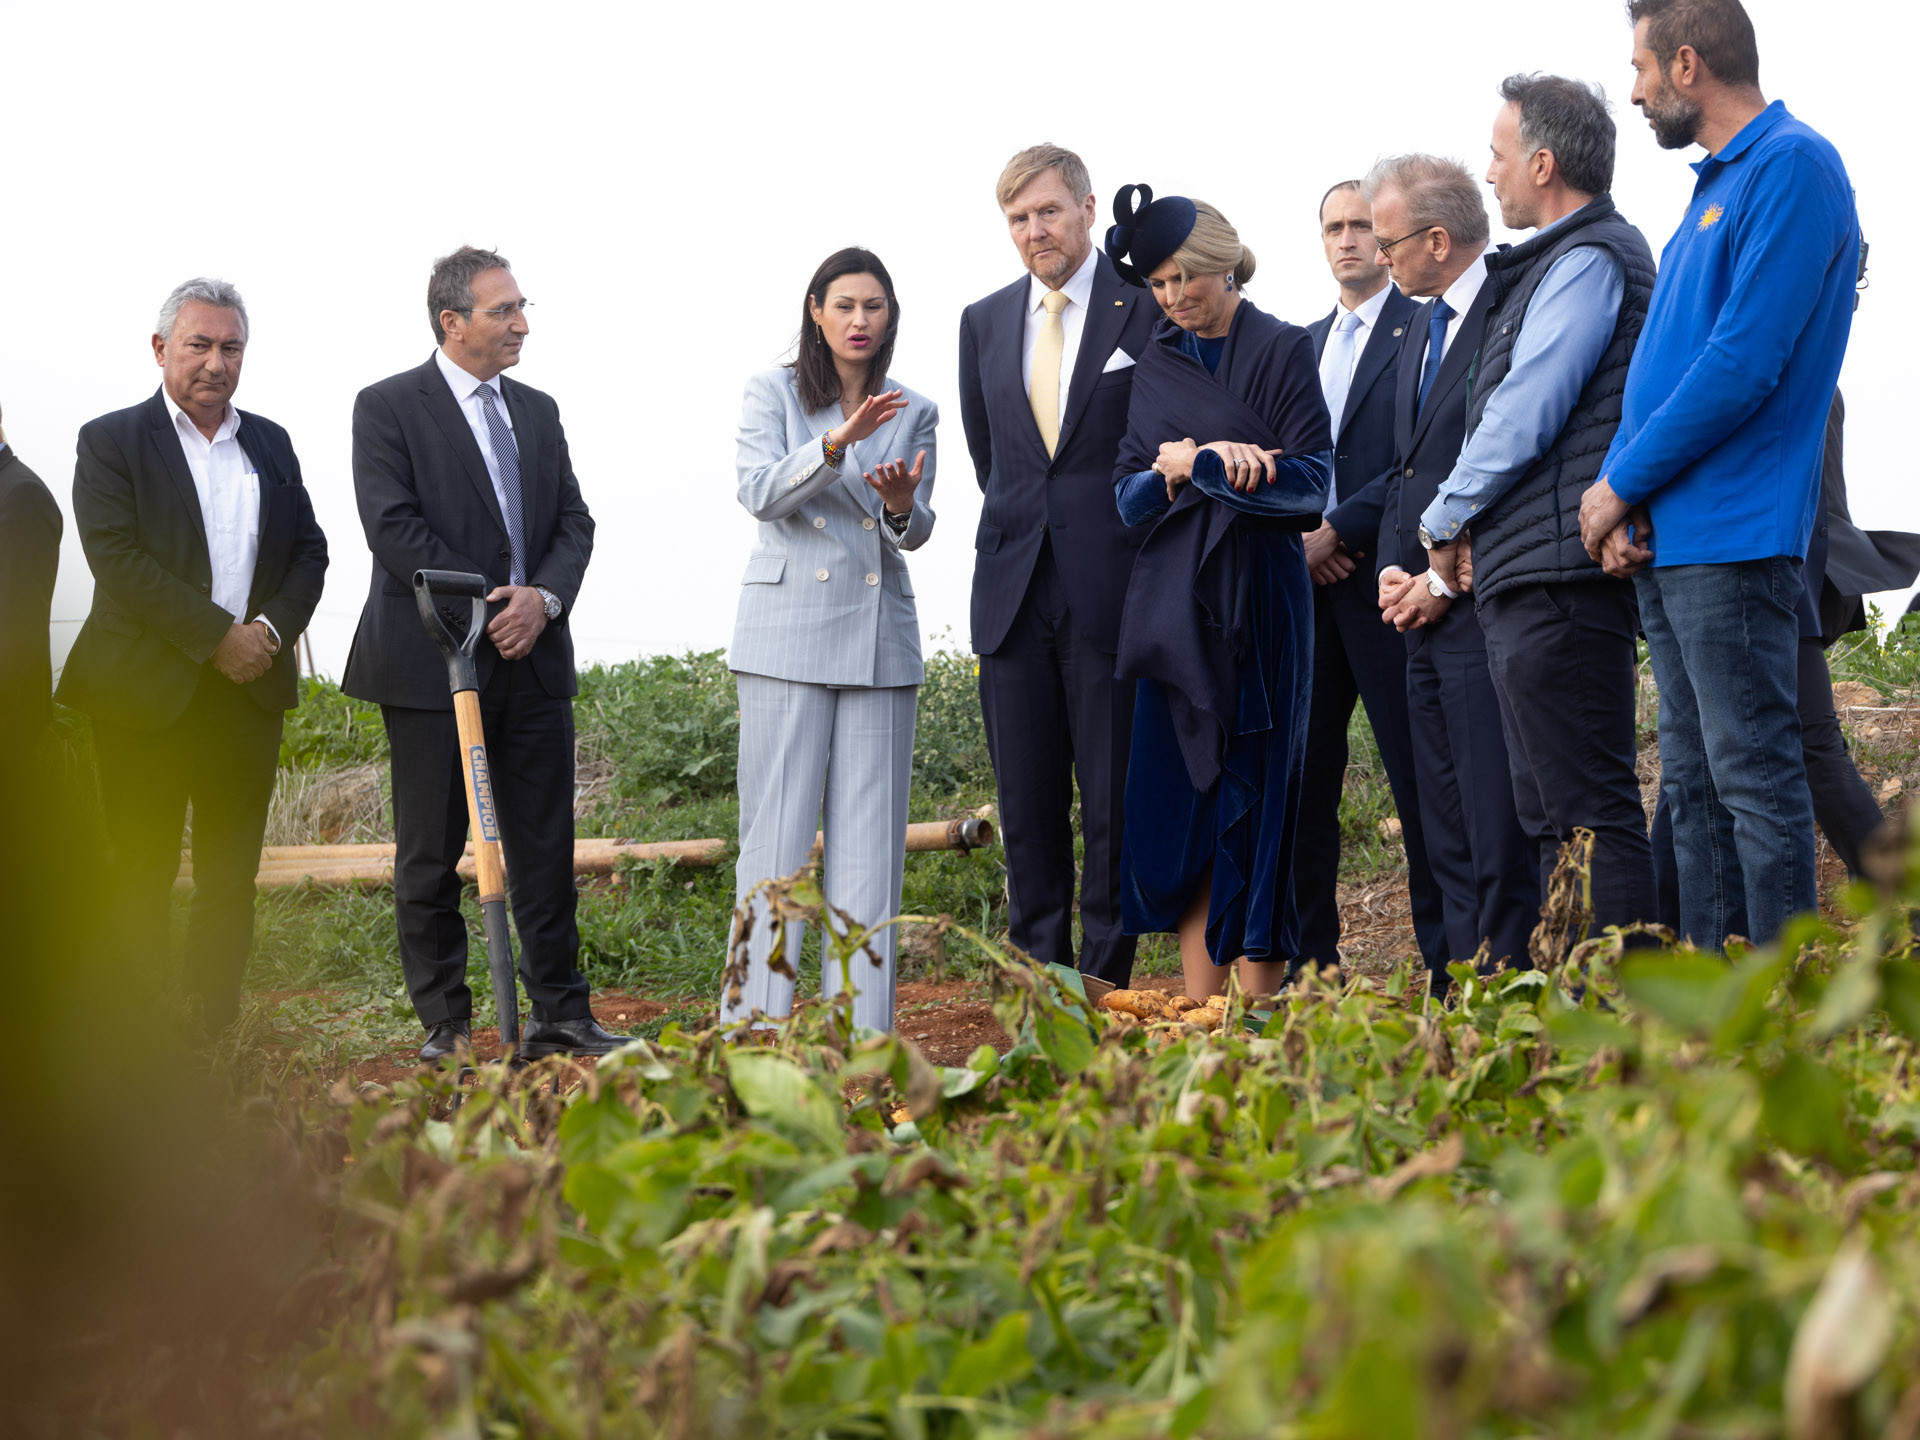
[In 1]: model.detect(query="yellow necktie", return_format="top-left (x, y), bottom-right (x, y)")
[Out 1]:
top-left (1030, 289), bottom-right (1069, 457)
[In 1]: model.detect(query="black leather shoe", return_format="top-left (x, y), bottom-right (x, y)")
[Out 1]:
top-left (419, 1021), bottom-right (472, 1064)
top-left (518, 1016), bottom-right (628, 1059)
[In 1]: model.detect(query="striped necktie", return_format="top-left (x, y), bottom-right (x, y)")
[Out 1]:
top-left (477, 385), bottom-right (526, 586)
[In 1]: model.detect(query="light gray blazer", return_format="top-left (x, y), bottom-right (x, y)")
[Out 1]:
top-left (728, 367), bottom-right (938, 688)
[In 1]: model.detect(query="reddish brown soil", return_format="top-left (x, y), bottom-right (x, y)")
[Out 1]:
top-left (299, 852), bottom-right (1863, 1090)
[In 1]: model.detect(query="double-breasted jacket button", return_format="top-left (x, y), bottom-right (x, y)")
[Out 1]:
top-left (862, 516), bottom-right (876, 531)
top-left (815, 568), bottom-right (830, 582)
top-left (864, 572), bottom-right (879, 586)
top-left (1404, 466), bottom-right (1415, 478)
top-left (813, 516), bottom-right (826, 529)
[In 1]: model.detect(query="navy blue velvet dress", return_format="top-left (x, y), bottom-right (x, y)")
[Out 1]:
top-left (1112, 304), bottom-right (1333, 965)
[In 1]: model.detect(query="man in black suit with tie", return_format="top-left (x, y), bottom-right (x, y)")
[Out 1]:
top-left (959, 143), bottom-right (1159, 989)
top-left (343, 246), bottom-right (619, 1063)
top-left (0, 406), bottom-right (62, 757)
top-left (1288, 182), bottom-right (1445, 981)
top-left (1366, 157), bottom-right (1538, 988)
top-left (58, 280), bottom-right (329, 1030)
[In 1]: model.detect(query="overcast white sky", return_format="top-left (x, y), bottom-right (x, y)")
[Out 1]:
top-left (9, 0), bottom-right (1913, 679)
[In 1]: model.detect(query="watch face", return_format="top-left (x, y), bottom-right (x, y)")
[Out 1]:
top-left (1426, 571), bottom-right (1446, 598)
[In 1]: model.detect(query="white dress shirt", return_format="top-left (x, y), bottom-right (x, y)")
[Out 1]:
top-left (1322, 282), bottom-right (1395, 390)
top-left (1430, 252), bottom-right (1490, 363)
top-left (1021, 246), bottom-right (1099, 417)
top-left (435, 346), bottom-right (519, 531)
top-left (162, 389), bottom-right (266, 634)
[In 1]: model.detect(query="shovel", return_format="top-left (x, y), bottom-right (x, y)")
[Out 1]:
top-left (413, 568), bottom-right (520, 1064)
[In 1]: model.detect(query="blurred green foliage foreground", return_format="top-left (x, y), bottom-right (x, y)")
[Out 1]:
top-left (24, 856), bottom-right (1920, 1438)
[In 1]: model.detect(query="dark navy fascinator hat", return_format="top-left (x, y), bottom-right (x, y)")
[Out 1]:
top-left (1104, 184), bottom-right (1199, 287)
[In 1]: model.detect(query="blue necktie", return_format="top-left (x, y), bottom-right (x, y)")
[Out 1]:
top-left (1416, 298), bottom-right (1456, 415)
top-left (1320, 310), bottom-right (1363, 435)
top-left (477, 386), bottom-right (526, 586)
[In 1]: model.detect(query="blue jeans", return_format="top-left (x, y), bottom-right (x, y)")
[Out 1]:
top-left (1635, 559), bottom-right (1815, 947)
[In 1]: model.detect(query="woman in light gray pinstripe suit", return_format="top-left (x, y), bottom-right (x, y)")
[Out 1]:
top-left (722, 248), bottom-right (937, 1033)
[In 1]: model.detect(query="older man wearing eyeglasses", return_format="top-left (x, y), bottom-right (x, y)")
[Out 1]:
top-left (342, 244), bottom-right (621, 1064)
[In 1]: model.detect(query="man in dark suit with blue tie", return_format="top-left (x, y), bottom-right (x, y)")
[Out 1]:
top-left (1367, 156), bottom-right (1538, 988)
top-left (1288, 181), bottom-right (1445, 981)
top-left (958, 144), bottom-right (1157, 987)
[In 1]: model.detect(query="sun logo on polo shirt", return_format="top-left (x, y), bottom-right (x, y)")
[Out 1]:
top-left (1697, 203), bottom-right (1726, 231)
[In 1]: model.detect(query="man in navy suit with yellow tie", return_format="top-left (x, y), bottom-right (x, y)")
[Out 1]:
top-left (959, 144), bottom-right (1157, 987)
top-left (1288, 181), bottom-right (1445, 981)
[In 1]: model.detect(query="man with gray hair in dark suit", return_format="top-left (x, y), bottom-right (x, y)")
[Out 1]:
top-left (59, 279), bottom-right (329, 1031)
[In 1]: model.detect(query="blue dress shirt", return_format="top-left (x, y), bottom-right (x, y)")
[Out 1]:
top-left (1420, 214), bottom-right (1625, 544)
top-left (1601, 101), bottom-right (1859, 566)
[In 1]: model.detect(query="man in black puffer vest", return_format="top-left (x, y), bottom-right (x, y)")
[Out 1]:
top-left (1419, 75), bottom-right (1659, 953)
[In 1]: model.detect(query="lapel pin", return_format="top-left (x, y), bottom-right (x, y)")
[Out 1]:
top-left (1114, 300), bottom-right (1124, 306)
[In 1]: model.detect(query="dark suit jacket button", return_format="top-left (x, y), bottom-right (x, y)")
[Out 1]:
top-left (499, 550), bottom-right (511, 560)
top-left (199, 581), bottom-right (211, 594)
top-left (1404, 466), bottom-right (1415, 478)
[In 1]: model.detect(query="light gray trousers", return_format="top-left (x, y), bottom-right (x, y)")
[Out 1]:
top-left (723, 673), bottom-right (917, 1032)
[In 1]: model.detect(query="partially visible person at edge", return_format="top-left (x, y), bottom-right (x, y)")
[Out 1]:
top-left (1105, 187), bottom-right (1333, 1003)
top-left (58, 279), bottom-right (329, 1032)
top-left (343, 246), bottom-right (620, 1063)
top-left (1288, 181), bottom-right (1445, 983)
top-left (1651, 385), bottom-right (1920, 926)
top-left (1421, 74), bottom-right (1658, 958)
top-left (1580, 0), bottom-right (1861, 948)
top-left (0, 403), bottom-right (62, 759)
top-left (958, 144), bottom-right (1156, 990)
top-left (720, 248), bottom-right (937, 1035)
top-left (1368, 156), bottom-right (1539, 991)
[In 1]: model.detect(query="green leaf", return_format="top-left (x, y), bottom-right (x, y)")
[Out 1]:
top-left (1811, 954), bottom-right (1882, 1039)
top-left (941, 1311), bottom-right (1033, 1397)
top-left (1710, 946), bottom-right (1789, 1051)
top-left (1761, 1053), bottom-right (1859, 1168)
top-left (1881, 960), bottom-right (1920, 1043)
top-left (1620, 952), bottom-right (1732, 1034)
top-left (726, 1050), bottom-right (844, 1149)
top-left (1031, 1003), bottom-right (1096, 1073)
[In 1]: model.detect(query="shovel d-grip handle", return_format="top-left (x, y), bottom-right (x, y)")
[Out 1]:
top-left (413, 569), bottom-right (489, 695)
top-left (412, 567), bottom-right (520, 1058)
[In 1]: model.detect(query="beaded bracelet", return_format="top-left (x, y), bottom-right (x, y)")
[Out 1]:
top-left (822, 433), bottom-right (847, 468)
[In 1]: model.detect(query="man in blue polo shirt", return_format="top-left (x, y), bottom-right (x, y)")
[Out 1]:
top-left (1579, 0), bottom-right (1859, 948)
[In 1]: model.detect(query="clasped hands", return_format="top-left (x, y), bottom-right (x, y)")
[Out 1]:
top-left (1577, 478), bottom-right (1655, 577)
top-left (1376, 534), bottom-right (1474, 633)
top-left (829, 389), bottom-right (924, 517)
top-left (211, 620), bottom-right (278, 684)
top-left (1153, 438), bottom-right (1284, 504)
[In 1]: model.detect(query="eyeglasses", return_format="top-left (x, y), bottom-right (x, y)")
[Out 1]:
top-left (1375, 226), bottom-right (1439, 256)
top-left (452, 300), bottom-right (534, 320)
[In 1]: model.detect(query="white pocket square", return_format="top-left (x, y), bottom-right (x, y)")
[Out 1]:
top-left (1101, 348), bottom-right (1137, 373)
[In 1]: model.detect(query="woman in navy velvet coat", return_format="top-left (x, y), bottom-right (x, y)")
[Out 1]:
top-left (1106, 188), bottom-right (1334, 1002)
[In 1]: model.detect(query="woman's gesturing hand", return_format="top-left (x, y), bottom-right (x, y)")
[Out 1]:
top-left (864, 450), bottom-right (926, 515)
top-left (1202, 440), bottom-right (1284, 492)
top-left (830, 390), bottom-right (907, 448)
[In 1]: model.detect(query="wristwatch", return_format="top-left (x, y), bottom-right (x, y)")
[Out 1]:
top-left (535, 586), bottom-right (562, 620)
top-left (1418, 522), bottom-right (1438, 550)
top-left (1426, 569), bottom-right (1458, 600)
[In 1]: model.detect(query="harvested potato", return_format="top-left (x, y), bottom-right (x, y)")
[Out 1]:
top-left (1101, 991), bottom-right (1163, 1020)
top-left (1204, 995), bottom-right (1229, 1012)
top-left (1182, 1008), bottom-right (1224, 1032)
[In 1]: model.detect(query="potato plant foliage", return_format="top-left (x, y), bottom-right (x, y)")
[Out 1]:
top-left (237, 858), bottom-right (1920, 1440)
